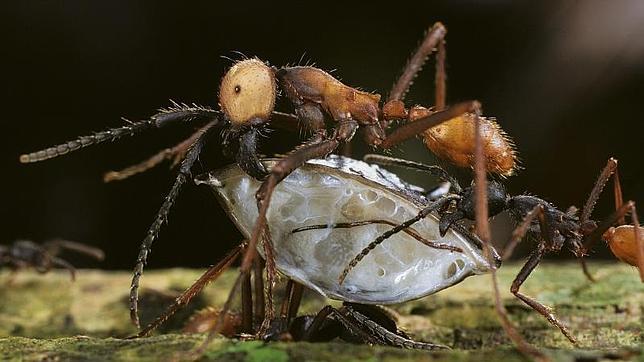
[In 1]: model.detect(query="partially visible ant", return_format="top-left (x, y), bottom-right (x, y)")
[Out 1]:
top-left (312, 150), bottom-right (640, 360)
top-left (20, 21), bottom-right (518, 338)
top-left (0, 239), bottom-right (104, 281)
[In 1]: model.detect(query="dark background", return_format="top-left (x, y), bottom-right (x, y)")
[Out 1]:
top-left (3, 1), bottom-right (643, 269)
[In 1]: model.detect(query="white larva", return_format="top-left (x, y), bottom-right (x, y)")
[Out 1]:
top-left (196, 156), bottom-right (497, 304)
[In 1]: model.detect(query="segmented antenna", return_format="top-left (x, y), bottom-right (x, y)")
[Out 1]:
top-left (19, 102), bottom-right (221, 164)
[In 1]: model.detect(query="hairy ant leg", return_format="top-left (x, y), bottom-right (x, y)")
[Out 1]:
top-left (103, 123), bottom-right (212, 182)
top-left (339, 195), bottom-right (459, 284)
top-left (502, 205), bottom-right (545, 261)
top-left (301, 304), bottom-right (448, 350)
top-left (578, 158), bottom-right (642, 281)
top-left (505, 205), bottom-right (577, 344)
top-left (471, 117), bottom-right (546, 361)
top-left (389, 22), bottom-right (447, 106)
top-left (292, 220), bottom-right (462, 253)
top-left (363, 154), bottom-right (462, 192)
top-left (132, 244), bottom-right (242, 338)
top-left (129, 121), bottom-right (218, 328)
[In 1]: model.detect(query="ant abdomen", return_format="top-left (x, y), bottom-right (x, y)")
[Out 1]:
top-left (604, 225), bottom-right (643, 268)
top-left (409, 107), bottom-right (518, 176)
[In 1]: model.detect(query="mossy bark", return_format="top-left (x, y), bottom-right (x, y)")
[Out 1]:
top-left (0, 262), bottom-right (642, 361)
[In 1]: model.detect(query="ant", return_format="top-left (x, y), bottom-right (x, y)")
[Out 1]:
top-left (20, 22), bottom-right (518, 340)
top-left (0, 239), bottom-right (104, 281)
top-left (306, 148), bottom-right (640, 360)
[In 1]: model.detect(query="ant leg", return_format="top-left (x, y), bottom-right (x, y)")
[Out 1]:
top-left (379, 101), bottom-right (481, 150)
top-left (253, 258), bottom-right (265, 325)
top-left (19, 102), bottom-right (221, 163)
top-left (293, 220), bottom-right (462, 253)
top-left (104, 123), bottom-right (212, 182)
top-left (241, 250), bottom-right (253, 334)
top-left (301, 305), bottom-right (381, 345)
top-left (389, 22), bottom-right (447, 103)
top-left (343, 305), bottom-right (449, 350)
top-left (339, 195), bottom-right (459, 284)
top-left (363, 154), bottom-right (462, 192)
top-left (584, 201), bottom-right (635, 254)
top-left (580, 158), bottom-right (619, 223)
top-left (511, 249), bottom-right (577, 344)
top-left (197, 134), bottom-right (346, 353)
top-left (579, 258), bottom-right (597, 283)
top-left (43, 239), bottom-right (105, 261)
top-left (502, 205), bottom-right (545, 260)
top-left (286, 282), bottom-right (304, 325)
top-left (472, 117), bottom-right (546, 360)
top-left (258, 226), bottom-right (277, 335)
top-left (129, 121), bottom-right (217, 328)
top-left (632, 206), bottom-right (644, 281)
top-left (132, 244), bottom-right (242, 338)
top-left (48, 256), bottom-right (76, 281)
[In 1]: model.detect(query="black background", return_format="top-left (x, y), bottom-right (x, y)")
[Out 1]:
top-left (3, 1), bottom-right (644, 269)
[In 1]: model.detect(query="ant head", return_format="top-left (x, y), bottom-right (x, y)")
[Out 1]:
top-left (219, 58), bottom-right (276, 126)
top-left (439, 180), bottom-right (509, 236)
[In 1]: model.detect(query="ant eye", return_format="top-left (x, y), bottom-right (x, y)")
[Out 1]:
top-left (219, 59), bottom-right (276, 125)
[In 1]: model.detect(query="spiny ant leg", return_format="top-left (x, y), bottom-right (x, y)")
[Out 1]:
top-left (473, 116), bottom-right (546, 360)
top-left (613, 167), bottom-right (625, 225)
top-left (343, 305), bottom-right (449, 350)
top-left (511, 249), bottom-right (577, 344)
top-left (104, 123), bottom-right (211, 182)
top-left (435, 37), bottom-right (446, 110)
top-left (199, 136), bottom-right (345, 353)
top-left (580, 158), bottom-right (618, 223)
top-left (132, 244), bottom-right (242, 338)
top-left (292, 220), bottom-right (462, 253)
top-left (389, 22), bottom-right (447, 102)
top-left (363, 154), bottom-right (461, 192)
top-left (301, 305), bottom-right (380, 345)
top-left (502, 204), bottom-right (545, 261)
top-left (19, 102), bottom-right (221, 164)
top-left (339, 195), bottom-right (459, 284)
top-left (380, 100), bottom-right (481, 150)
top-left (129, 121), bottom-right (217, 328)
top-left (258, 226), bottom-right (278, 335)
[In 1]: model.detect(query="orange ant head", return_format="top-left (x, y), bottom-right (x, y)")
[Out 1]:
top-left (219, 59), bottom-right (276, 126)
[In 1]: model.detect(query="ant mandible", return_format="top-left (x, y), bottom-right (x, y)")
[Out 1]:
top-left (20, 22), bottom-right (516, 334)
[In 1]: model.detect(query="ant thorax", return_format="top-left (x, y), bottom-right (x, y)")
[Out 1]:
top-left (197, 156), bottom-right (495, 305)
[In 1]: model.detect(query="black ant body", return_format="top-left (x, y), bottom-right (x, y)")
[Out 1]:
top-left (0, 239), bottom-right (104, 281)
top-left (326, 154), bottom-right (640, 350)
